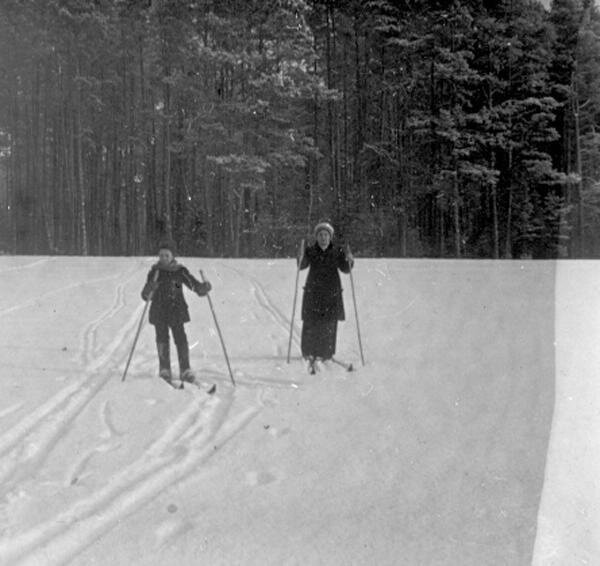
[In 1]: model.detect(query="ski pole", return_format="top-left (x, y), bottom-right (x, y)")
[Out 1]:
top-left (122, 268), bottom-right (159, 382)
top-left (347, 245), bottom-right (365, 366)
top-left (287, 238), bottom-right (305, 363)
top-left (199, 269), bottom-right (235, 387)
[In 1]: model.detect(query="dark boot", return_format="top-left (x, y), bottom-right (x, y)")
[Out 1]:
top-left (157, 341), bottom-right (171, 381)
top-left (176, 343), bottom-right (190, 374)
top-left (172, 324), bottom-right (192, 381)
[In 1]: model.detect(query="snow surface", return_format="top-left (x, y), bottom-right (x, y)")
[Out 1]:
top-left (533, 262), bottom-right (600, 565)
top-left (0, 257), bottom-right (566, 565)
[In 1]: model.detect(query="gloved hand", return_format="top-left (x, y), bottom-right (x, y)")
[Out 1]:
top-left (297, 250), bottom-right (306, 266)
top-left (195, 281), bottom-right (212, 296)
top-left (297, 239), bottom-right (307, 266)
top-left (345, 245), bottom-right (354, 266)
top-left (141, 280), bottom-right (159, 301)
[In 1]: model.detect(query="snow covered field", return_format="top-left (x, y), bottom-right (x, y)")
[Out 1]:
top-left (0, 256), bottom-right (573, 565)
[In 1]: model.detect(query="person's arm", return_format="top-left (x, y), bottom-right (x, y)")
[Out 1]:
top-left (299, 244), bottom-right (312, 270)
top-left (181, 267), bottom-right (212, 296)
top-left (141, 267), bottom-right (159, 300)
top-left (337, 246), bottom-right (354, 274)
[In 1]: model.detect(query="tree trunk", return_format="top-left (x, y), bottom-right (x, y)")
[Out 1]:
top-left (439, 196), bottom-right (445, 257)
top-left (491, 183), bottom-right (500, 259)
top-left (453, 171), bottom-right (461, 258)
top-left (76, 59), bottom-right (88, 256)
top-left (504, 185), bottom-right (513, 259)
top-left (574, 92), bottom-right (584, 258)
top-left (162, 48), bottom-right (173, 241)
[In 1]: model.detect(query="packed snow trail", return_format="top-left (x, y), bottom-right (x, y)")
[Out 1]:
top-left (0, 257), bottom-right (557, 565)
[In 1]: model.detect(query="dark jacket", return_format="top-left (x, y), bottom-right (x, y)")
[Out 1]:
top-left (141, 261), bottom-right (208, 326)
top-left (300, 243), bottom-right (353, 322)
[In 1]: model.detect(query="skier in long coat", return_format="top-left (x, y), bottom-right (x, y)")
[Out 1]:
top-left (299, 222), bottom-right (354, 368)
top-left (141, 241), bottom-right (211, 384)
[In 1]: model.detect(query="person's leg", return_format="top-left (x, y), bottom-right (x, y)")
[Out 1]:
top-left (171, 322), bottom-right (191, 378)
top-left (302, 318), bottom-right (336, 360)
top-left (154, 322), bottom-right (171, 377)
top-left (301, 319), bottom-right (317, 359)
top-left (322, 320), bottom-right (338, 360)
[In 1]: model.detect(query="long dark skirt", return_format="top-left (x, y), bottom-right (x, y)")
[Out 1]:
top-left (301, 318), bottom-right (338, 360)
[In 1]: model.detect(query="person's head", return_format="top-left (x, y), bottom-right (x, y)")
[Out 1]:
top-left (314, 222), bottom-right (334, 249)
top-left (158, 240), bottom-right (176, 266)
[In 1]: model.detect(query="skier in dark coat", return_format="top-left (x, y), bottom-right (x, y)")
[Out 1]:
top-left (299, 222), bottom-right (354, 368)
top-left (141, 241), bottom-right (211, 384)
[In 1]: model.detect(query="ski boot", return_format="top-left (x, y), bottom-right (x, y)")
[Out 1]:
top-left (181, 368), bottom-right (196, 384)
top-left (159, 368), bottom-right (172, 384)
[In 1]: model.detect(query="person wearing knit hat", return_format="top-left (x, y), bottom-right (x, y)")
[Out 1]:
top-left (298, 222), bottom-right (354, 372)
top-left (140, 240), bottom-right (212, 385)
top-left (313, 222), bottom-right (334, 239)
top-left (157, 238), bottom-right (177, 256)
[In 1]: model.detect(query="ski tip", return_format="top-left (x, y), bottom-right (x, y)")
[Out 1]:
top-left (347, 364), bottom-right (354, 372)
top-left (207, 384), bottom-right (217, 395)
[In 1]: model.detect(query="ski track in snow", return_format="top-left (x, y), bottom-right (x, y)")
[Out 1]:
top-left (252, 280), bottom-right (299, 343)
top-left (79, 268), bottom-right (138, 367)
top-left (0, 264), bottom-right (281, 565)
top-left (200, 366), bottom-right (301, 390)
top-left (0, 271), bottom-right (129, 317)
top-left (0, 402), bottom-right (24, 420)
top-left (0, 388), bottom-right (263, 566)
top-left (0, 257), bottom-right (50, 274)
top-left (154, 518), bottom-right (196, 551)
top-left (99, 400), bottom-right (123, 439)
top-left (197, 263), bottom-right (304, 391)
top-left (65, 441), bottom-right (122, 488)
top-left (220, 263), bottom-right (300, 346)
top-left (65, 401), bottom-right (125, 487)
top-left (0, 280), bottom-right (145, 493)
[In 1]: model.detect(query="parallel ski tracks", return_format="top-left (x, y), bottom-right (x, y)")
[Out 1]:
top-left (0, 388), bottom-right (262, 566)
top-left (219, 263), bottom-right (301, 346)
top-left (0, 270), bottom-right (130, 317)
top-left (0, 265), bottom-right (268, 565)
top-left (0, 292), bottom-right (144, 492)
top-left (0, 257), bottom-right (51, 274)
top-left (79, 268), bottom-right (139, 367)
top-left (0, 268), bottom-right (141, 491)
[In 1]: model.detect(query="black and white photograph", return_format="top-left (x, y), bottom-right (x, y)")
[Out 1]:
top-left (0, 0), bottom-right (599, 564)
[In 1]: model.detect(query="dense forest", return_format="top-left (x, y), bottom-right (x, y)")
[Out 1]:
top-left (0, 0), bottom-right (599, 258)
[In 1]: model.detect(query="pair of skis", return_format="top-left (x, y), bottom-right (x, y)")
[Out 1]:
top-left (162, 375), bottom-right (216, 395)
top-left (307, 357), bottom-right (354, 375)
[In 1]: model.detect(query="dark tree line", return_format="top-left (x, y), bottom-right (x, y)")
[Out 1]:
top-left (0, 0), bottom-right (599, 258)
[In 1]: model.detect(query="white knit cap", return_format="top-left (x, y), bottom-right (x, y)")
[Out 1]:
top-left (314, 222), bottom-right (334, 238)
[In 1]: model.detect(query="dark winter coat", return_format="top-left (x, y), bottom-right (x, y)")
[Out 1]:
top-left (141, 261), bottom-right (208, 326)
top-left (300, 243), bottom-right (353, 322)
